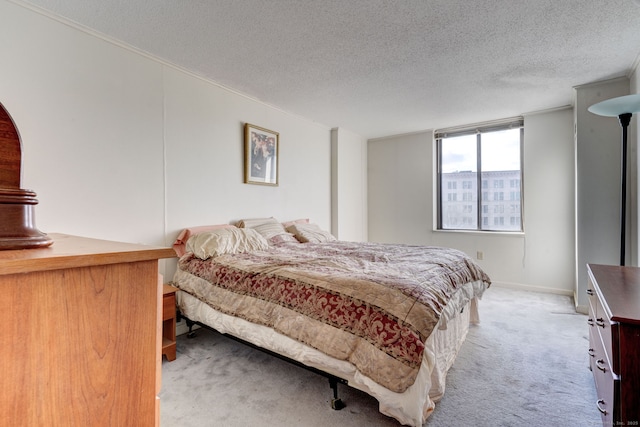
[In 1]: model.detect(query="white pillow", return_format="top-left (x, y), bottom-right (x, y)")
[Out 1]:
top-left (236, 217), bottom-right (275, 228)
top-left (286, 223), bottom-right (336, 243)
top-left (238, 217), bottom-right (298, 245)
top-left (186, 228), bottom-right (270, 259)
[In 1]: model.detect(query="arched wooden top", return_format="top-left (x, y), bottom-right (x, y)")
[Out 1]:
top-left (0, 103), bottom-right (21, 189)
top-left (0, 102), bottom-right (52, 249)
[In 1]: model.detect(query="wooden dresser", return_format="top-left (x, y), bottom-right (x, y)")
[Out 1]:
top-left (586, 264), bottom-right (640, 426)
top-left (0, 233), bottom-right (175, 427)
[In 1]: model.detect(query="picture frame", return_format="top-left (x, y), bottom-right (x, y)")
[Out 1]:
top-left (244, 123), bottom-right (279, 186)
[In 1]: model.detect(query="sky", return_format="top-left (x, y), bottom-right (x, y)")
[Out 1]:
top-left (440, 128), bottom-right (521, 173)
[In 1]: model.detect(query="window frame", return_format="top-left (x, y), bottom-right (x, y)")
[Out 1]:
top-left (436, 118), bottom-right (524, 233)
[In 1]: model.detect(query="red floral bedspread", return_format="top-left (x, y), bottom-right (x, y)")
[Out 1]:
top-left (176, 241), bottom-right (490, 392)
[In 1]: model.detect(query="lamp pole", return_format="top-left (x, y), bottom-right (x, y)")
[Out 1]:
top-left (618, 113), bottom-right (631, 266)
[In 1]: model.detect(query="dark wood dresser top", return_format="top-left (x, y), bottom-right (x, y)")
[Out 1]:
top-left (587, 263), bottom-right (640, 325)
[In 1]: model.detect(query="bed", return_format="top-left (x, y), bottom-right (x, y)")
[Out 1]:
top-left (171, 218), bottom-right (490, 426)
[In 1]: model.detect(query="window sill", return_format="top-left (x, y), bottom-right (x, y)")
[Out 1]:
top-left (433, 229), bottom-right (525, 237)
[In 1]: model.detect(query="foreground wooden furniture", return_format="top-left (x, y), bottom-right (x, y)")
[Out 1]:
top-left (162, 284), bottom-right (178, 361)
top-left (0, 234), bottom-right (175, 427)
top-left (586, 264), bottom-right (640, 426)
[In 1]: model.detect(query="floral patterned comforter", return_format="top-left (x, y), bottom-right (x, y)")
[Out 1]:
top-left (175, 241), bottom-right (490, 392)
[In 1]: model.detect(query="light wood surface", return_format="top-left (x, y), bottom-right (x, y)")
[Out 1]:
top-left (0, 233), bottom-right (175, 274)
top-left (0, 234), bottom-right (175, 426)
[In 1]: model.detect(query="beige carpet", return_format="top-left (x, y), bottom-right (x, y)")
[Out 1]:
top-left (159, 286), bottom-right (600, 426)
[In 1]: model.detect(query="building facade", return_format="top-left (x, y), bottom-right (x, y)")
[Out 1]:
top-left (440, 170), bottom-right (521, 231)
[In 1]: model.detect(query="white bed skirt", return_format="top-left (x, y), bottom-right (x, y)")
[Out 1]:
top-left (175, 277), bottom-right (484, 426)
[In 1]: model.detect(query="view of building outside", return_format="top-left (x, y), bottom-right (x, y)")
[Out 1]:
top-left (439, 127), bottom-right (522, 231)
top-left (440, 169), bottom-right (521, 230)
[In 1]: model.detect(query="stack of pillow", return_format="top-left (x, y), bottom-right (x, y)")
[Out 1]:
top-left (173, 217), bottom-right (336, 259)
top-left (238, 217), bottom-right (336, 245)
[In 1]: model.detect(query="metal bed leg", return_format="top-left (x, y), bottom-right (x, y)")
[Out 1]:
top-left (185, 317), bottom-right (197, 339)
top-left (329, 377), bottom-right (346, 410)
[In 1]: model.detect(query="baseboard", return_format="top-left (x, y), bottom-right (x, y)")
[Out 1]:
top-left (574, 304), bottom-right (588, 315)
top-left (490, 281), bottom-right (574, 297)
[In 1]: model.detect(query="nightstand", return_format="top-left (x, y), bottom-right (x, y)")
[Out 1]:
top-left (162, 284), bottom-right (178, 361)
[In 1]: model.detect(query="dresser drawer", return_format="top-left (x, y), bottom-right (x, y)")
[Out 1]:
top-left (163, 292), bottom-right (176, 321)
top-left (589, 322), bottom-right (618, 425)
top-left (590, 287), bottom-right (620, 374)
top-left (591, 349), bottom-right (619, 426)
top-left (589, 323), bottom-right (612, 378)
top-left (587, 277), bottom-right (598, 315)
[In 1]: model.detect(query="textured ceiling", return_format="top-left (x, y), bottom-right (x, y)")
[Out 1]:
top-left (20, 0), bottom-right (640, 138)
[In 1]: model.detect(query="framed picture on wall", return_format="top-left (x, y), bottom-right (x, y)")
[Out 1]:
top-left (244, 123), bottom-right (279, 186)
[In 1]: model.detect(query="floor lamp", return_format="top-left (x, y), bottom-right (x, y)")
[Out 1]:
top-left (588, 93), bottom-right (640, 266)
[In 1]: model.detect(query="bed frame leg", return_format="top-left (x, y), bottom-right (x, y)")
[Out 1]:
top-left (329, 377), bottom-right (346, 410)
top-left (185, 318), bottom-right (197, 339)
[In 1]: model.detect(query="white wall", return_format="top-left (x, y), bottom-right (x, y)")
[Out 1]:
top-left (331, 127), bottom-right (367, 241)
top-left (574, 78), bottom-right (632, 311)
top-left (368, 108), bottom-right (576, 295)
top-left (633, 65), bottom-right (640, 268)
top-left (163, 68), bottom-right (331, 236)
top-left (1, 1), bottom-right (166, 246)
top-left (0, 1), bottom-right (332, 278)
top-left (368, 131), bottom-right (433, 244)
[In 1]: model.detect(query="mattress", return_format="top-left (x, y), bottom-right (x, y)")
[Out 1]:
top-left (174, 270), bottom-right (485, 426)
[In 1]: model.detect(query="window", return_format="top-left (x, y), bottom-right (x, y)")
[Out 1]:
top-left (436, 118), bottom-right (523, 232)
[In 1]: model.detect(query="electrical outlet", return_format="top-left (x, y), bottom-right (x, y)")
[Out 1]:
top-left (476, 251), bottom-right (484, 260)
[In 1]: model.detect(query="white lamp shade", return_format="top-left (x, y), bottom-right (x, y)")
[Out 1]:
top-left (588, 93), bottom-right (640, 117)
